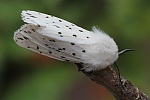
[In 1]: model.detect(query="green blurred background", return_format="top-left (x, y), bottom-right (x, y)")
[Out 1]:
top-left (0, 0), bottom-right (150, 100)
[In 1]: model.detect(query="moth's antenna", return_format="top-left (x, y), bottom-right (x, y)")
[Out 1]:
top-left (113, 62), bottom-right (122, 86)
top-left (119, 49), bottom-right (135, 55)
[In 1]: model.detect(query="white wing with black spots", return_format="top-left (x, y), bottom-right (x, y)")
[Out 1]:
top-left (14, 10), bottom-right (119, 72)
top-left (14, 24), bottom-right (84, 63)
top-left (22, 10), bottom-right (92, 41)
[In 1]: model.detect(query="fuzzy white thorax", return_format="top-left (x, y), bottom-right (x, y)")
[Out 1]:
top-left (80, 27), bottom-right (118, 71)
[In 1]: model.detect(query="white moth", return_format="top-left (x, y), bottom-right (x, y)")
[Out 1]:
top-left (14, 10), bottom-right (119, 72)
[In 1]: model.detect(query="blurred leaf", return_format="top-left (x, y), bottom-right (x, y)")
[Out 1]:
top-left (3, 63), bottom-right (78, 100)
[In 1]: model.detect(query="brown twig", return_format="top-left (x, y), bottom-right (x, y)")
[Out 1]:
top-left (76, 64), bottom-right (150, 100)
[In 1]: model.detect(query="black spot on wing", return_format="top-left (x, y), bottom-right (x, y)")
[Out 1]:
top-left (24, 31), bottom-right (27, 33)
top-left (49, 51), bottom-right (52, 54)
top-left (59, 20), bottom-right (62, 22)
top-left (56, 50), bottom-right (61, 52)
top-left (58, 48), bottom-right (62, 51)
top-left (26, 13), bottom-right (31, 15)
top-left (72, 34), bottom-right (77, 37)
top-left (46, 16), bottom-right (49, 18)
top-left (65, 25), bottom-right (69, 27)
top-left (65, 25), bottom-right (72, 30)
top-left (37, 46), bottom-right (39, 49)
top-left (23, 36), bottom-right (29, 40)
top-left (58, 32), bottom-right (62, 34)
top-left (31, 29), bottom-right (35, 32)
top-left (65, 60), bottom-right (70, 62)
top-left (53, 25), bottom-right (60, 28)
top-left (17, 38), bottom-right (24, 40)
top-left (62, 48), bottom-right (66, 50)
top-left (45, 44), bottom-right (48, 46)
top-left (71, 43), bottom-right (75, 45)
top-left (61, 56), bottom-right (65, 58)
top-left (79, 30), bottom-right (83, 32)
top-left (82, 50), bottom-right (86, 53)
top-left (30, 16), bottom-right (37, 18)
top-left (37, 24), bottom-right (41, 27)
top-left (72, 53), bottom-right (76, 56)
top-left (60, 35), bottom-right (63, 37)
top-left (49, 39), bottom-right (56, 42)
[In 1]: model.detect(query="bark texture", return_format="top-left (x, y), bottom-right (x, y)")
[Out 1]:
top-left (76, 64), bottom-right (150, 100)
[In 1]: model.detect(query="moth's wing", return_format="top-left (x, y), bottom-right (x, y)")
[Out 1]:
top-left (21, 10), bottom-right (96, 41)
top-left (14, 24), bottom-right (82, 62)
top-left (20, 11), bottom-right (97, 57)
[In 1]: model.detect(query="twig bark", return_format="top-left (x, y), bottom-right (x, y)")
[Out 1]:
top-left (76, 64), bottom-right (150, 100)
